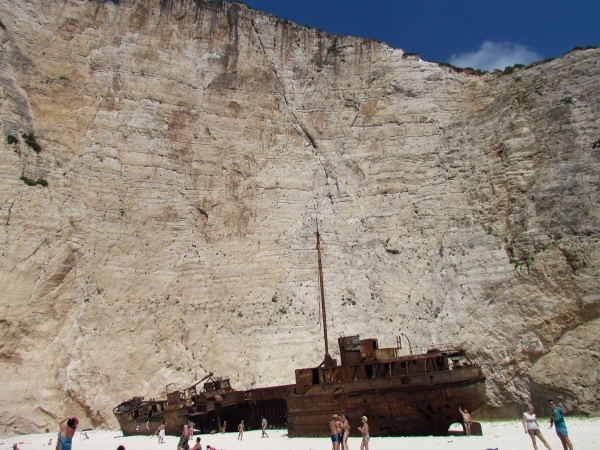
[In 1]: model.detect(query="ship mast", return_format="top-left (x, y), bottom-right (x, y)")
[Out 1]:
top-left (316, 221), bottom-right (335, 367)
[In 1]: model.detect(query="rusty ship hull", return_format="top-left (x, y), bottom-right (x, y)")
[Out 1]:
top-left (114, 354), bottom-right (485, 438)
top-left (287, 366), bottom-right (485, 437)
top-left (114, 378), bottom-right (293, 436)
top-left (113, 397), bottom-right (168, 436)
top-left (117, 415), bottom-right (165, 437)
top-left (113, 376), bottom-right (241, 436)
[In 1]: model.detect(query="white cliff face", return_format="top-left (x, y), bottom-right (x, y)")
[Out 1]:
top-left (0, 0), bottom-right (599, 435)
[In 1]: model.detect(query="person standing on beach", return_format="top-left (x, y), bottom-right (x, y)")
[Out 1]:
top-left (459, 406), bottom-right (472, 436)
top-left (237, 420), bottom-right (244, 441)
top-left (523, 404), bottom-right (552, 450)
top-left (58, 417), bottom-right (79, 450)
top-left (358, 416), bottom-right (369, 450)
top-left (221, 421), bottom-right (227, 434)
top-left (340, 414), bottom-right (350, 450)
top-left (261, 417), bottom-right (269, 438)
top-left (329, 415), bottom-right (341, 450)
top-left (178, 424), bottom-right (190, 450)
top-left (154, 421), bottom-right (167, 444)
top-left (549, 400), bottom-right (574, 450)
top-left (336, 415), bottom-right (343, 444)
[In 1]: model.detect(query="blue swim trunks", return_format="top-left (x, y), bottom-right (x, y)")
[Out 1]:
top-left (330, 434), bottom-right (339, 442)
top-left (555, 427), bottom-right (568, 437)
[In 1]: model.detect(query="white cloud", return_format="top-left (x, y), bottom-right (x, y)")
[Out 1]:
top-left (448, 41), bottom-right (542, 72)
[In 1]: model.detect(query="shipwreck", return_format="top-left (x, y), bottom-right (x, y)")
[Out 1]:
top-left (114, 224), bottom-right (485, 437)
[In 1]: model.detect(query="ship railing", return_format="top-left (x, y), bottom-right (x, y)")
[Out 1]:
top-left (411, 343), bottom-right (465, 355)
top-left (372, 344), bottom-right (466, 361)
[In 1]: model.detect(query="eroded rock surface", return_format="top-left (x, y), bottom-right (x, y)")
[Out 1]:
top-left (0, 0), bottom-right (599, 434)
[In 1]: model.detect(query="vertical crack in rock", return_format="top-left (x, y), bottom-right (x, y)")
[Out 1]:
top-left (250, 20), bottom-right (317, 151)
top-left (250, 18), bottom-right (359, 204)
top-left (5, 198), bottom-right (15, 226)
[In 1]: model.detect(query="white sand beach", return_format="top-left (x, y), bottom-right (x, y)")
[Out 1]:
top-left (2, 418), bottom-right (599, 450)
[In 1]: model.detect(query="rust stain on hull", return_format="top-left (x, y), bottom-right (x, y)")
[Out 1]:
top-left (287, 375), bottom-right (485, 436)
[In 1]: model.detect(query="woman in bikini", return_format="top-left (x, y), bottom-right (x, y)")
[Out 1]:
top-left (358, 416), bottom-right (369, 450)
top-left (523, 404), bottom-right (552, 450)
top-left (58, 417), bottom-right (78, 450)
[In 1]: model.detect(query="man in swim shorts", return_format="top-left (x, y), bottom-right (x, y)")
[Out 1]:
top-left (329, 415), bottom-right (341, 450)
top-left (154, 421), bottom-right (166, 444)
top-left (336, 414), bottom-right (343, 443)
top-left (549, 399), bottom-right (574, 450)
top-left (459, 406), bottom-right (472, 436)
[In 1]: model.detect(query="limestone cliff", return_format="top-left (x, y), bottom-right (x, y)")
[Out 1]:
top-left (0, 0), bottom-right (599, 435)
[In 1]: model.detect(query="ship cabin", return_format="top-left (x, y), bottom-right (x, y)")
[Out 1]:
top-left (166, 378), bottom-right (235, 410)
top-left (113, 396), bottom-right (167, 422)
top-left (294, 335), bottom-right (474, 394)
top-left (203, 378), bottom-right (232, 393)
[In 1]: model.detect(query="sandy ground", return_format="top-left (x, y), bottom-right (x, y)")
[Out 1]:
top-left (2, 418), bottom-right (599, 450)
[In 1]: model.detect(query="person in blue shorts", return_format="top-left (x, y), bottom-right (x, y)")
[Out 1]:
top-left (329, 415), bottom-right (341, 450)
top-left (548, 399), bottom-right (573, 450)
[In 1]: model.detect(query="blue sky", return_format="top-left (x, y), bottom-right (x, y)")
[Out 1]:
top-left (229, 0), bottom-right (599, 71)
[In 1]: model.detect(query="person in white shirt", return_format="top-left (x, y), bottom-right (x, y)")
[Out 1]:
top-left (523, 404), bottom-right (553, 450)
